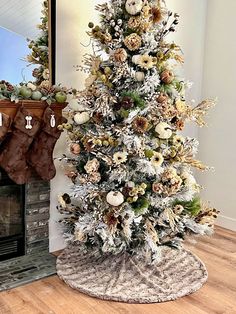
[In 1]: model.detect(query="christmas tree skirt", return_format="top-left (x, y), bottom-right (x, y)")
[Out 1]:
top-left (56, 244), bottom-right (208, 303)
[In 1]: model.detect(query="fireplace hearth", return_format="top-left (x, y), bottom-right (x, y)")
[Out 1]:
top-left (0, 168), bottom-right (56, 291)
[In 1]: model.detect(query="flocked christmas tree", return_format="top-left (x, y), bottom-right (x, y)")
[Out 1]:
top-left (58, 0), bottom-right (219, 260)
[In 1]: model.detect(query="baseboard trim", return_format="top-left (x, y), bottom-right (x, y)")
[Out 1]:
top-left (49, 236), bottom-right (66, 253)
top-left (216, 215), bottom-right (236, 232)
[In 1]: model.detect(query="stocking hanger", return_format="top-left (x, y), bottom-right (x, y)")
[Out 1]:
top-left (25, 115), bottom-right (33, 130)
top-left (50, 114), bottom-right (56, 128)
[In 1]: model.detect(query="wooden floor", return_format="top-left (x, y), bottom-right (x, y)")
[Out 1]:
top-left (0, 226), bottom-right (235, 314)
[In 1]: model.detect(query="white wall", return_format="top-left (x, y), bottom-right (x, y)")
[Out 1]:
top-left (166, 0), bottom-right (207, 138)
top-left (198, 0), bottom-right (236, 231)
top-left (50, 0), bottom-right (104, 252)
top-left (50, 0), bottom-right (208, 252)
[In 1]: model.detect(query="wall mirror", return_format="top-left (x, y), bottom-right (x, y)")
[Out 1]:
top-left (0, 0), bottom-right (56, 85)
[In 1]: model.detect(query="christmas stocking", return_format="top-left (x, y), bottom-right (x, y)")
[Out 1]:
top-left (27, 107), bottom-right (65, 181)
top-left (0, 107), bottom-right (41, 184)
top-left (0, 112), bottom-right (11, 144)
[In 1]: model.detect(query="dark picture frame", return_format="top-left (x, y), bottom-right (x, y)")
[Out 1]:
top-left (49, 0), bottom-right (56, 85)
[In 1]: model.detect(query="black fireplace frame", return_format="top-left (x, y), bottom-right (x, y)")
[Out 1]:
top-left (0, 170), bottom-right (26, 261)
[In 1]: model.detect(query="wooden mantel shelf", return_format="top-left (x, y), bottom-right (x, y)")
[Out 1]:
top-left (0, 100), bottom-right (67, 120)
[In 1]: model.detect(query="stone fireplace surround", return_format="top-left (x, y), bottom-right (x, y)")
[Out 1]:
top-left (25, 173), bottom-right (51, 254)
top-left (0, 172), bottom-right (56, 291)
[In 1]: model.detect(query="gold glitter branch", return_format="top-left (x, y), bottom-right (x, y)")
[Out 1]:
top-left (187, 99), bottom-right (217, 127)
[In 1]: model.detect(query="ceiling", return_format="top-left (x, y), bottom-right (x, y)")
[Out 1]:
top-left (0, 0), bottom-right (43, 39)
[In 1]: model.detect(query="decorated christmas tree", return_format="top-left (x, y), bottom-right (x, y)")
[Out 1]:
top-left (58, 0), bottom-right (218, 265)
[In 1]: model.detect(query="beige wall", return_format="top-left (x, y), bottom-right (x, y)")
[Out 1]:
top-left (198, 0), bottom-right (236, 231)
top-left (50, 0), bottom-right (209, 252)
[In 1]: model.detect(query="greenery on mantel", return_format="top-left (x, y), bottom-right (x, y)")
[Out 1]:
top-left (0, 80), bottom-right (68, 105)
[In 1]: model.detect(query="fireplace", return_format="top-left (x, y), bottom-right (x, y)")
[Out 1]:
top-left (0, 168), bottom-right (51, 262)
top-left (0, 169), bottom-right (57, 291)
top-left (0, 170), bottom-right (25, 261)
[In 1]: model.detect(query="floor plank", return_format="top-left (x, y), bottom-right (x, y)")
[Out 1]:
top-left (0, 225), bottom-right (235, 314)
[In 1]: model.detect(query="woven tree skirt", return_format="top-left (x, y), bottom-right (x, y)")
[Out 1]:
top-left (56, 244), bottom-right (208, 304)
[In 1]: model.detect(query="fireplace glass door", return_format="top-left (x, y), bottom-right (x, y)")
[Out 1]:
top-left (0, 171), bottom-right (25, 261)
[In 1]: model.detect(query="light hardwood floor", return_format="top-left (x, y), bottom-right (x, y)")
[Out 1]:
top-left (0, 226), bottom-right (235, 314)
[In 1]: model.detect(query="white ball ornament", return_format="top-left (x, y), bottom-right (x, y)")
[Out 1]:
top-left (135, 71), bottom-right (145, 82)
top-left (125, 0), bottom-right (143, 15)
top-left (106, 191), bottom-right (124, 207)
top-left (132, 55), bottom-right (141, 64)
top-left (74, 112), bottom-right (90, 125)
top-left (155, 122), bottom-right (172, 139)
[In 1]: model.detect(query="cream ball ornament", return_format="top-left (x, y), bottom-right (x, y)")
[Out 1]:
top-left (125, 0), bottom-right (143, 15)
top-left (74, 112), bottom-right (90, 125)
top-left (135, 71), bottom-right (145, 81)
top-left (106, 191), bottom-right (124, 207)
top-left (155, 122), bottom-right (172, 139)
